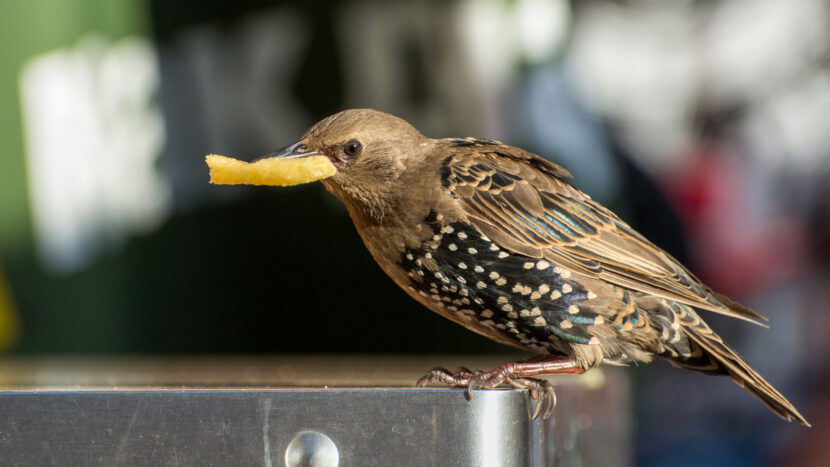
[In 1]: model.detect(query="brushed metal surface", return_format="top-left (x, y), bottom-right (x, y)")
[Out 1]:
top-left (0, 389), bottom-right (532, 466)
top-left (0, 356), bottom-right (629, 466)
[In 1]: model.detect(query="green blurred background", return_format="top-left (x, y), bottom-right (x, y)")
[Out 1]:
top-left (0, 0), bottom-right (495, 355)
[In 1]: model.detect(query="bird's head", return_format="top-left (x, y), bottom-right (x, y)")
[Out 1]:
top-left (262, 109), bottom-right (429, 221)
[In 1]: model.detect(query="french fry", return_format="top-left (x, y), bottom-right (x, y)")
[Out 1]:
top-left (206, 154), bottom-right (336, 186)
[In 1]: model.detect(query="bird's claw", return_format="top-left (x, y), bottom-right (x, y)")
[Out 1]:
top-left (416, 366), bottom-right (557, 420)
top-left (511, 377), bottom-right (556, 420)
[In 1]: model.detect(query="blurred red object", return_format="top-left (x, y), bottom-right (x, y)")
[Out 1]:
top-left (662, 144), bottom-right (806, 297)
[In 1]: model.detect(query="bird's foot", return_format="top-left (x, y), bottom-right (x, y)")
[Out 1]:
top-left (416, 356), bottom-right (582, 420)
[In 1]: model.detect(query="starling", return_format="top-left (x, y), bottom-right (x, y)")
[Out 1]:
top-left (211, 108), bottom-right (808, 425)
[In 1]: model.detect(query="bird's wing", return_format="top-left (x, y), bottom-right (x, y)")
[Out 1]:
top-left (440, 146), bottom-right (767, 326)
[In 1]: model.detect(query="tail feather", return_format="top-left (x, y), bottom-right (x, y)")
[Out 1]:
top-left (711, 291), bottom-right (770, 327)
top-left (667, 302), bottom-right (810, 426)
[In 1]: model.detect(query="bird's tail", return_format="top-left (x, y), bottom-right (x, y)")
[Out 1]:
top-left (665, 302), bottom-right (810, 426)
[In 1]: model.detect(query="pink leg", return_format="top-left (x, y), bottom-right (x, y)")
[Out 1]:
top-left (416, 355), bottom-right (584, 419)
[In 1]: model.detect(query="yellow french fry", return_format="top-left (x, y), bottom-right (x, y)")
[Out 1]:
top-left (206, 154), bottom-right (336, 186)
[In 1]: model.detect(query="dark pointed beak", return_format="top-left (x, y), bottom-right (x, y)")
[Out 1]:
top-left (254, 141), bottom-right (323, 162)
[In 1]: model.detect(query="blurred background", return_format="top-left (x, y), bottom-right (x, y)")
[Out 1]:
top-left (1, 0), bottom-right (828, 465)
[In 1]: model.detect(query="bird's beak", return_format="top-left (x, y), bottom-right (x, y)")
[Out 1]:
top-left (254, 141), bottom-right (323, 161)
top-left (205, 141), bottom-right (337, 187)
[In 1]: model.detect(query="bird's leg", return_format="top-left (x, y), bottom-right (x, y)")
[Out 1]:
top-left (416, 356), bottom-right (583, 419)
top-left (417, 355), bottom-right (583, 388)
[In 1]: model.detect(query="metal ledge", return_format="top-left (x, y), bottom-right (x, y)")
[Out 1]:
top-left (0, 356), bottom-right (629, 466)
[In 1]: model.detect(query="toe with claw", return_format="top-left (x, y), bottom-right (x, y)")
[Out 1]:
top-left (416, 356), bottom-right (582, 420)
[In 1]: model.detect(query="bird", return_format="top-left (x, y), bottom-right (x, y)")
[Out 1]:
top-left (236, 108), bottom-right (809, 425)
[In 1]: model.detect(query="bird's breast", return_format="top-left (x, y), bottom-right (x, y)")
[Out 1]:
top-left (362, 213), bottom-right (611, 355)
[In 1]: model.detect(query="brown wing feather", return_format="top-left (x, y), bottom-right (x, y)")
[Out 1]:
top-left (441, 147), bottom-right (768, 326)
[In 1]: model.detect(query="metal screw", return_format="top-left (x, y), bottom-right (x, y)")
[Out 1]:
top-left (284, 431), bottom-right (339, 467)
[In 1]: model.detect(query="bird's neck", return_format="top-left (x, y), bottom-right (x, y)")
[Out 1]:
top-left (322, 178), bottom-right (396, 226)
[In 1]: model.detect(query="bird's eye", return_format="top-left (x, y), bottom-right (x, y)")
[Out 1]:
top-left (343, 140), bottom-right (362, 158)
